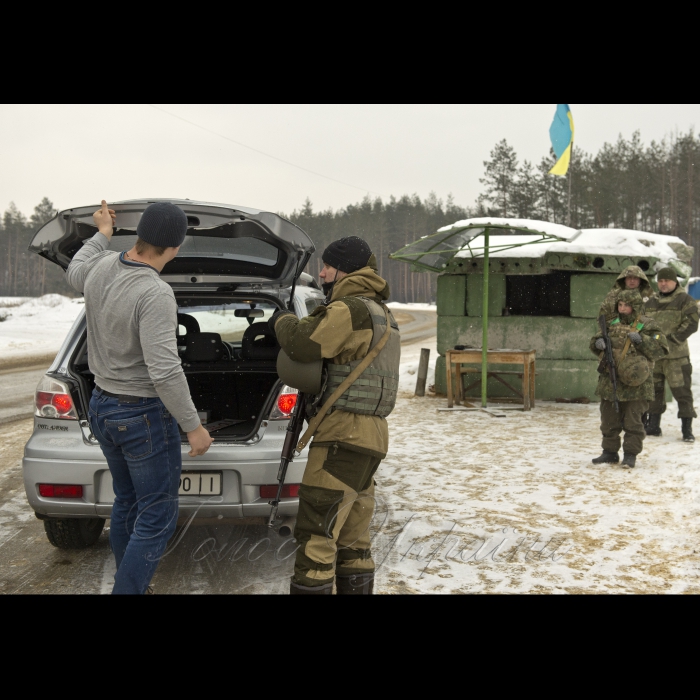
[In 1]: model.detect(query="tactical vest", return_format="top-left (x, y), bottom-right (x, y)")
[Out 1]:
top-left (319, 297), bottom-right (401, 417)
top-left (645, 288), bottom-right (694, 360)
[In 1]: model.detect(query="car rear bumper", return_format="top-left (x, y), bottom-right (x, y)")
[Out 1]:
top-left (22, 452), bottom-right (305, 519)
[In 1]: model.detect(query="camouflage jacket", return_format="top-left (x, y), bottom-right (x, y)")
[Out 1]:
top-left (590, 314), bottom-right (668, 401)
top-left (274, 266), bottom-right (398, 458)
top-left (598, 266), bottom-right (653, 322)
top-left (644, 286), bottom-right (699, 361)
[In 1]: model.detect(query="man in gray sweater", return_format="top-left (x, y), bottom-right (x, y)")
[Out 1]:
top-left (67, 200), bottom-right (213, 594)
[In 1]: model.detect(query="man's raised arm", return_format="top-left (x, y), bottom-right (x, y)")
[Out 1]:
top-left (66, 200), bottom-right (115, 292)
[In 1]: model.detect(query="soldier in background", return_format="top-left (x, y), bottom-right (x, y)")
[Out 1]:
top-left (644, 267), bottom-right (698, 442)
top-left (599, 265), bottom-right (654, 322)
top-left (591, 290), bottom-right (668, 468)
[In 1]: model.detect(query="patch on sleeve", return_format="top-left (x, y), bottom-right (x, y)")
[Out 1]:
top-left (335, 297), bottom-right (373, 331)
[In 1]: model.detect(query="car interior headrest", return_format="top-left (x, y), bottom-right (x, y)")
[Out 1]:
top-left (177, 313), bottom-right (201, 337)
top-left (184, 332), bottom-right (229, 362)
top-left (240, 322), bottom-right (279, 360)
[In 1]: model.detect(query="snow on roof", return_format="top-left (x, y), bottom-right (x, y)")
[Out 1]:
top-left (438, 217), bottom-right (579, 241)
top-left (449, 219), bottom-right (692, 272)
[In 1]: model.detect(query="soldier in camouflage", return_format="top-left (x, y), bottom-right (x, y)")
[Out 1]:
top-left (590, 289), bottom-right (668, 468)
top-left (270, 237), bottom-right (400, 595)
top-left (599, 265), bottom-right (654, 322)
top-left (644, 267), bottom-right (699, 442)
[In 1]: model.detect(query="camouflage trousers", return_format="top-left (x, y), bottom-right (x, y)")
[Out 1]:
top-left (600, 399), bottom-right (648, 456)
top-left (292, 443), bottom-right (381, 587)
top-left (648, 358), bottom-right (696, 419)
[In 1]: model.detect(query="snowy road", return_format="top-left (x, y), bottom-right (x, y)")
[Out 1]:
top-left (391, 308), bottom-right (437, 346)
top-left (0, 365), bottom-right (49, 426)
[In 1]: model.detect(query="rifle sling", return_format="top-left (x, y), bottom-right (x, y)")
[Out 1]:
top-left (296, 305), bottom-right (392, 453)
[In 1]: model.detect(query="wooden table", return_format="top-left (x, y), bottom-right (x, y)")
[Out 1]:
top-left (446, 349), bottom-right (536, 411)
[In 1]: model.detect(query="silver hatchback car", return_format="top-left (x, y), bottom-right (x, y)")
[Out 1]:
top-left (23, 199), bottom-right (323, 549)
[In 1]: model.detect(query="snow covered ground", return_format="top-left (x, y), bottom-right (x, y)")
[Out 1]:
top-left (372, 327), bottom-right (700, 594)
top-left (0, 295), bottom-right (84, 368)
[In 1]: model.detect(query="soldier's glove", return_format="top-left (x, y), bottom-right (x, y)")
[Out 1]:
top-left (628, 332), bottom-right (643, 345)
top-left (595, 338), bottom-right (606, 351)
top-left (268, 309), bottom-right (295, 335)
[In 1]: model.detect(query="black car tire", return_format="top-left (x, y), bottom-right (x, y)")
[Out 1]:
top-left (43, 517), bottom-right (106, 549)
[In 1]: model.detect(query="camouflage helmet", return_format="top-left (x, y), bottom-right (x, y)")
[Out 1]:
top-left (618, 354), bottom-right (651, 387)
top-left (617, 289), bottom-right (643, 317)
top-left (618, 265), bottom-right (649, 282)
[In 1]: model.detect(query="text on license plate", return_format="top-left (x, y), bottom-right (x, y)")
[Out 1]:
top-left (179, 472), bottom-right (222, 496)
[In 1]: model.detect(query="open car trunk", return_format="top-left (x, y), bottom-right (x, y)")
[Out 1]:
top-left (69, 337), bottom-right (282, 443)
top-left (30, 198), bottom-right (315, 444)
top-left (181, 363), bottom-right (280, 440)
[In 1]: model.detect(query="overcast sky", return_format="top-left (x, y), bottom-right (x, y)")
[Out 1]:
top-left (2, 104), bottom-right (699, 219)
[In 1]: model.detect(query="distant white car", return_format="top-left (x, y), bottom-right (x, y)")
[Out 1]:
top-left (23, 199), bottom-right (323, 549)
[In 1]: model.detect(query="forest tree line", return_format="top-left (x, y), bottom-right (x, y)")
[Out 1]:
top-left (2, 129), bottom-right (698, 302)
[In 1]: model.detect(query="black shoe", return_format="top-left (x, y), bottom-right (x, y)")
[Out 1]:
top-left (336, 573), bottom-right (374, 595)
top-left (289, 580), bottom-right (333, 595)
top-left (621, 453), bottom-right (637, 468)
top-left (592, 451), bottom-right (619, 464)
top-left (645, 414), bottom-right (662, 437)
top-left (681, 418), bottom-right (695, 443)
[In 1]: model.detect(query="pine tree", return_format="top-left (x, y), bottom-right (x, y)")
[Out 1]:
top-left (478, 139), bottom-right (519, 217)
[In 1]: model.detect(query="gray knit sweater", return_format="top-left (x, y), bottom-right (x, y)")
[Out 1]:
top-left (66, 233), bottom-right (200, 432)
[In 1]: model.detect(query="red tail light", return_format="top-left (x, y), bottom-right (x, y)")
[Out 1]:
top-left (34, 376), bottom-right (79, 420)
top-left (277, 393), bottom-right (298, 415)
top-left (52, 394), bottom-right (74, 413)
top-left (39, 484), bottom-right (83, 498)
top-left (269, 385), bottom-right (299, 420)
top-left (259, 484), bottom-right (300, 499)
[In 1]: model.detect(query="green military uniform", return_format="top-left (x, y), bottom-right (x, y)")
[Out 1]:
top-left (274, 256), bottom-right (400, 594)
top-left (599, 265), bottom-right (654, 322)
top-left (644, 268), bottom-right (698, 442)
top-left (590, 289), bottom-right (668, 463)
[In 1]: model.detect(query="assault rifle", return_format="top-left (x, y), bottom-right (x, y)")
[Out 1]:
top-left (598, 314), bottom-right (619, 413)
top-left (267, 391), bottom-right (307, 528)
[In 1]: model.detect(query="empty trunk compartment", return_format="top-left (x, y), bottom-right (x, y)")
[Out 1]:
top-left (183, 366), bottom-right (280, 440)
top-left (70, 336), bottom-right (281, 443)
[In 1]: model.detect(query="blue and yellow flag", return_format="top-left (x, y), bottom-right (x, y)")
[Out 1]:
top-left (549, 104), bottom-right (574, 176)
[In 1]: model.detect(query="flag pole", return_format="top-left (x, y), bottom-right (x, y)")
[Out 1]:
top-left (481, 228), bottom-right (490, 408)
top-left (567, 141), bottom-right (574, 226)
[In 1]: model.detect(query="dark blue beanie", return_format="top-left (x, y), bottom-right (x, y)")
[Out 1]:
top-left (136, 202), bottom-right (188, 248)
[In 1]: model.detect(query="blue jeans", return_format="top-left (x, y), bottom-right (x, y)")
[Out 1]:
top-left (89, 389), bottom-right (181, 594)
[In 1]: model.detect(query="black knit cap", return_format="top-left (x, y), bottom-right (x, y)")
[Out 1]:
top-left (136, 202), bottom-right (188, 248)
top-left (656, 267), bottom-right (678, 282)
top-left (322, 236), bottom-right (372, 273)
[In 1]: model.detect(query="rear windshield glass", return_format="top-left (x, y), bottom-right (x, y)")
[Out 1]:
top-left (108, 233), bottom-right (279, 267)
top-left (305, 297), bottom-right (324, 315)
top-left (177, 302), bottom-right (278, 343)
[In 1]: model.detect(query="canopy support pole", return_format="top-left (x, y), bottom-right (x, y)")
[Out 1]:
top-left (481, 228), bottom-right (490, 408)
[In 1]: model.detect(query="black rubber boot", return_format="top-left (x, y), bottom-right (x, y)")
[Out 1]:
top-left (681, 418), bottom-right (695, 443)
top-left (289, 580), bottom-right (333, 595)
top-left (336, 573), bottom-right (374, 595)
top-left (645, 414), bottom-right (662, 436)
top-left (621, 453), bottom-right (637, 468)
top-left (592, 451), bottom-right (619, 464)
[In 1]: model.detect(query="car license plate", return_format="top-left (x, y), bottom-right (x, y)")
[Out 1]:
top-left (179, 472), bottom-right (222, 496)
